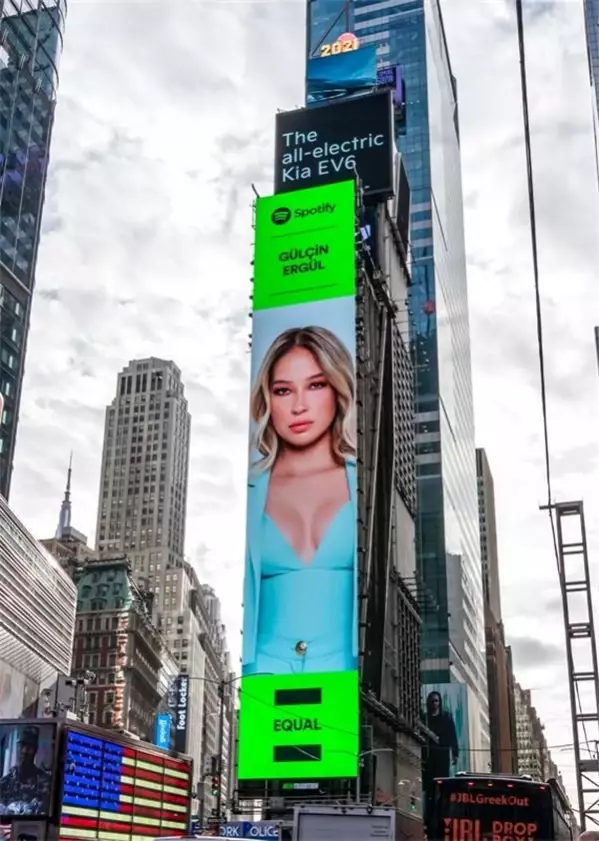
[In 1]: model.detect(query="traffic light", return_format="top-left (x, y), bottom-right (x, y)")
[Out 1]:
top-left (409, 793), bottom-right (417, 811)
top-left (211, 774), bottom-right (221, 797)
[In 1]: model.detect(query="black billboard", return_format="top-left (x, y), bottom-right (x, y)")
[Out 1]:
top-left (172, 675), bottom-right (189, 754)
top-left (274, 90), bottom-right (395, 200)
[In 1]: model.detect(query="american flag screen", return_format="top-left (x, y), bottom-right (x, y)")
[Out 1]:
top-left (59, 728), bottom-right (191, 840)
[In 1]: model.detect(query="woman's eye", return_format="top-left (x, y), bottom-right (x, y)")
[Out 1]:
top-left (273, 387), bottom-right (290, 396)
top-left (309, 381), bottom-right (327, 390)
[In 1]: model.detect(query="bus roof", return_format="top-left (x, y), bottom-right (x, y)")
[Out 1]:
top-left (436, 774), bottom-right (548, 787)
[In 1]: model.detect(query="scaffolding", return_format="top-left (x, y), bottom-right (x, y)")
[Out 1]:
top-left (541, 501), bottom-right (599, 829)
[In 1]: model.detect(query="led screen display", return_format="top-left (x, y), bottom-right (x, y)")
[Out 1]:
top-left (58, 728), bottom-right (191, 840)
top-left (274, 91), bottom-right (394, 200)
top-left (422, 683), bottom-right (471, 815)
top-left (306, 45), bottom-right (377, 105)
top-left (237, 180), bottom-right (360, 782)
top-left (0, 721), bottom-right (56, 818)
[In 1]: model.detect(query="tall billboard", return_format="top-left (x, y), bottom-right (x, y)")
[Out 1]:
top-left (422, 683), bottom-right (471, 812)
top-left (237, 180), bottom-right (360, 782)
top-left (306, 44), bottom-right (377, 105)
top-left (172, 675), bottom-right (189, 753)
top-left (274, 91), bottom-right (394, 200)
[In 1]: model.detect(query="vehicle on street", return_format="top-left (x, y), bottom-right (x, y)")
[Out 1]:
top-left (427, 773), bottom-right (574, 841)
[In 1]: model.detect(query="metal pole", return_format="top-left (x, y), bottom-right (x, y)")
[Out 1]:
top-left (215, 680), bottom-right (225, 821)
top-left (356, 762), bottom-right (361, 804)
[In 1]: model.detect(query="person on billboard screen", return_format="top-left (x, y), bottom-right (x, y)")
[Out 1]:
top-left (424, 691), bottom-right (459, 781)
top-left (0, 726), bottom-right (51, 816)
top-left (242, 325), bottom-right (358, 676)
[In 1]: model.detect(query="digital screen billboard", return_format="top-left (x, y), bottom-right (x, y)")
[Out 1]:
top-left (422, 683), bottom-right (471, 811)
top-left (238, 180), bottom-right (360, 782)
top-left (274, 91), bottom-right (395, 200)
top-left (58, 728), bottom-right (191, 839)
top-left (172, 674), bottom-right (189, 753)
top-left (430, 777), bottom-right (554, 841)
top-left (153, 713), bottom-right (173, 750)
top-left (0, 721), bottom-right (56, 818)
top-left (306, 45), bottom-right (377, 105)
top-left (376, 65), bottom-right (406, 121)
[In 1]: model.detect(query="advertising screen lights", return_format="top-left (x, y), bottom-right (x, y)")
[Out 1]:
top-left (306, 44), bottom-right (377, 106)
top-left (274, 91), bottom-right (394, 200)
top-left (0, 722), bottom-right (56, 818)
top-left (237, 180), bottom-right (360, 782)
top-left (59, 728), bottom-right (191, 840)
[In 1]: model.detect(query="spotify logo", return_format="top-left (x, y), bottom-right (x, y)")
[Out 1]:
top-left (271, 207), bottom-right (291, 225)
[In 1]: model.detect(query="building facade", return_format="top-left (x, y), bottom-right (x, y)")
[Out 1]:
top-left (95, 358), bottom-right (232, 809)
top-left (0, 492), bottom-right (76, 717)
top-left (584, 0), bottom-right (599, 137)
top-left (307, 0), bottom-right (488, 752)
top-left (70, 555), bottom-right (176, 739)
top-left (514, 682), bottom-right (556, 780)
top-left (0, 0), bottom-right (67, 498)
top-left (476, 448), bottom-right (518, 773)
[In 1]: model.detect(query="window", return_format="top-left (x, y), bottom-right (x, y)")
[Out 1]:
top-left (104, 710), bottom-right (113, 725)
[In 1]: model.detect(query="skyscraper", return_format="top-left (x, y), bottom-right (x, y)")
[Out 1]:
top-left (583, 1), bottom-right (599, 135)
top-left (307, 0), bottom-right (488, 746)
top-left (476, 448), bottom-right (517, 773)
top-left (0, 0), bottom-right (67, 498)
top-left (96, 358), bottom-right (190, 565)
top-left (96, 358), bottom-right (232, 814)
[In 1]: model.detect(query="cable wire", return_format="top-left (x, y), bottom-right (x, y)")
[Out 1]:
top-left (515, 0), bottom-right (593, 797)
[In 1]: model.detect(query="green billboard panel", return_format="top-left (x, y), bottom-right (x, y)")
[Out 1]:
top-left (253, 180), bottom-right (356, 310)
top-left (238, 671), bottom-right (359, 780)
top-left (239, 179), bottom-right (359, 783)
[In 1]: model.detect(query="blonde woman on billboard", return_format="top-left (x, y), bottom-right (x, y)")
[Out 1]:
top-left (242, 325), bottom-right (358, 676)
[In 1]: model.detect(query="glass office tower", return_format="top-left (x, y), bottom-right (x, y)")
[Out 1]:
top-left (0, 0), bottom-right (66, 498)
top-left (584, 0), bottom-right (599, 156)
top-left (307, 0), bottom-right (490, 757)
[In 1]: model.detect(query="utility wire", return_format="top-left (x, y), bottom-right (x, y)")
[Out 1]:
top-left (515, 0), bottom-right (593, 795)
top-left (236, 684), bottom-right (576, 754)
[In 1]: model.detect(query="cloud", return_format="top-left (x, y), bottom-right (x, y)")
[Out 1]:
top-left (6, 0), bottom-right (597, 804)
top-left (508, 635), bottom-right (564, 670)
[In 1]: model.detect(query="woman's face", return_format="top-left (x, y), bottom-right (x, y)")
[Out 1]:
top-left (269, 346), bottom-right (336, 448)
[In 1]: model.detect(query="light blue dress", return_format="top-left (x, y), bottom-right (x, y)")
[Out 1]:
top-left (242, 459), bottom-right (358, 676)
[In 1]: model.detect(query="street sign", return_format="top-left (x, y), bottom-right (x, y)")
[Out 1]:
top-left (219, 822), bottom-right (280, 838)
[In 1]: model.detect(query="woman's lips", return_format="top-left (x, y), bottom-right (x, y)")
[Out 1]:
top-left (289, 420), bottom-right (313, 433)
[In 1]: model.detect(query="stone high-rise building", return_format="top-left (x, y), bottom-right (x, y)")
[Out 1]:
top-left (476, 448), bottom-right (518, 773)
top-left (96, 358), bottom-right (232, 815)
top-left (514, 682), bottom-right (564, 783)
top-left (96, 358), bottom-right (189, 565)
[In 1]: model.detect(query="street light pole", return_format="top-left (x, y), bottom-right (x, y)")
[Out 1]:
top-left (356, 748), bottom-right (394, 805)
top-left (177, 671), bottom-right (271, 823)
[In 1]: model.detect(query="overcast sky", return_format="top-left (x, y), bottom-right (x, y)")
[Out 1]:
top-left (8, 0), bottom-right (599, 802)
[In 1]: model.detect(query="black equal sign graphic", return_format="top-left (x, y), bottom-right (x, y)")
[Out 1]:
top-left (273, 687), bottom-right (323, 764)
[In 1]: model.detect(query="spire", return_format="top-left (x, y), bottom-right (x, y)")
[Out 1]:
top-left (56, 452), bottom-right (73, 539)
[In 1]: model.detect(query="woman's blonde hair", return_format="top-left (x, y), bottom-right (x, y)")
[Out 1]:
top-left (250, 326), bottom-right (356, 472)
